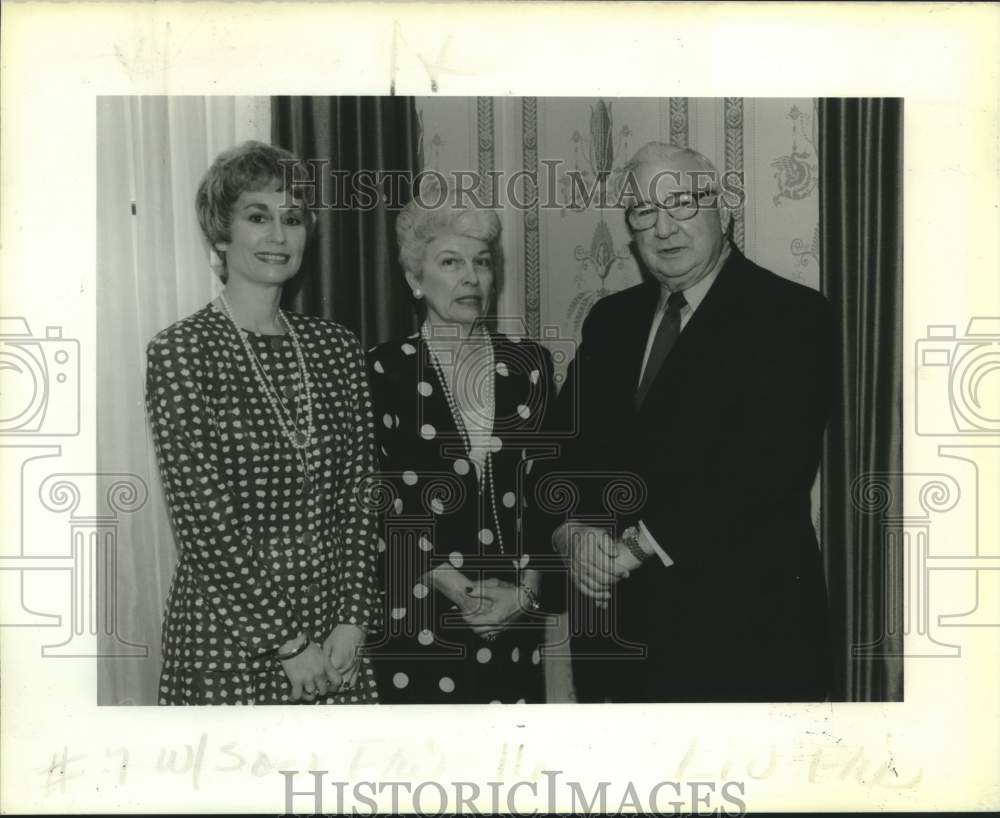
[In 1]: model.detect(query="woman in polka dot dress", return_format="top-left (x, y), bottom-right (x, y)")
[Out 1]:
top-left (145, 142), bottom-right (381, 705)
top-left (366, 178), bottom-right (559, 704)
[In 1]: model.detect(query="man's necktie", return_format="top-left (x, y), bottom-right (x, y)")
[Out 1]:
top-left (635, 290), bottom-right (687, 408)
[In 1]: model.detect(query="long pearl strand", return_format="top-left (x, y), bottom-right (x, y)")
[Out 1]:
top-left (421, 323), bottom-right (505, 555)
top-left (218, 294), bottom-right (316, 492)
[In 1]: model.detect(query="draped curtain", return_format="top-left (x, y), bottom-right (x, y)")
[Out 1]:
top-left (271, 97), bottom-right (421, 348)
top-left (96, 96), bottom-right (270, 704)
top-left (819, 98), bottom-right (904, 701)
top-left (99, 96), bottom-right (422, 704)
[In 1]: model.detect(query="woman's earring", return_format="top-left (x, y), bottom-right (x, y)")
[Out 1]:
top-left (413, 288), bottom-right (423, 299)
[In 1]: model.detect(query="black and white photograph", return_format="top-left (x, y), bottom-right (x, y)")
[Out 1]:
top-left (94, 95), bottom-right (902, 707)
top-left (2, 3), bottom-right (997, 815)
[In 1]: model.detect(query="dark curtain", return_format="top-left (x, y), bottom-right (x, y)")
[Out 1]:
top-left (819, 98), bottom-right (904, 701)
top-left (272, 96), bottom-right (421, 347)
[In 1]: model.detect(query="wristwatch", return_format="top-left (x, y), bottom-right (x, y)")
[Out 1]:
top-left (620, 525), bottom-right (648, 563)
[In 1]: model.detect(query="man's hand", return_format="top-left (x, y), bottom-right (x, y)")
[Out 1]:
top-left (323, 624), bottom-right (365, 692)
top-left (278, 637), bottom-right (341, 702)
top-left (553, 523), bottom-right (630, 605)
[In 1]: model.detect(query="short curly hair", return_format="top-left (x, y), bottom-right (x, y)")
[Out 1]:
top-left (195, 140), bottom-right (317, 281)
top-left (396, 174), bottom-right (503, 285)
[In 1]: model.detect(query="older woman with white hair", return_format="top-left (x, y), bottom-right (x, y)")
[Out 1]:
top-left (366, 177), bottom-right (558, 704)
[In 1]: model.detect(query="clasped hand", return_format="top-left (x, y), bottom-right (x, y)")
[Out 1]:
top-left (278, 623), bottom-right (365, 702)
top-left (555, 524), bottom-right (630, 607)
top-left (456, 578), bottom-right (525, 638)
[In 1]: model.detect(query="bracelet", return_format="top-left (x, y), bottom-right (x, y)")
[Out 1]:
top-left (276, 635), bottom-right (310, 662)
top-left (520, 583), bottom-right (542, 612)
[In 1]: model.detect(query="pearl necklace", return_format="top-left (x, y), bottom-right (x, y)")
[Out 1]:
top-left (421, 322), bottom-right (504, 555)
top-left (217, 294), bottom-right (316, 493)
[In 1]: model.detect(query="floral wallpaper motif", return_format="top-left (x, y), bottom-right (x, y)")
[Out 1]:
top-left (414, 96), bottom-right (822, 353)
top-left (790, 225), bottom-right (821, 281)
top-left (567, 218), bottom-right (631, 336)
top-left (476, 97), bottom-right (495, 203)
top-left (557, 99), bottom-right (632, 213)
top-left (551, 99), bottom-right (635, 336)
top-left (669, 98), bottom-right (689, 147)
top-left (725, 97), bottom-right (746, 250)
top-left (772, 104), bottom-right (818, 205)
top-left (417, 108), bottom-right (444, 169)
top-left (521, 97), bottom-right (542, 339)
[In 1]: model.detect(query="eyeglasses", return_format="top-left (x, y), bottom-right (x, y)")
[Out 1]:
top-left (626, 190), bottom-right (717, 231)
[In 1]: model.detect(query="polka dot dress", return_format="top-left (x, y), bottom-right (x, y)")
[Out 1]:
top-left (145, 304), bottom-right (381, 705)
top-left (365, 331), bottom-right (559, 704)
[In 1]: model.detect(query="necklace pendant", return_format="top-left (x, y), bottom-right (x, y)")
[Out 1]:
top-left (294, 431), bottom-right (309, 447)
top-left (302, 475), bottom-right (314, 494)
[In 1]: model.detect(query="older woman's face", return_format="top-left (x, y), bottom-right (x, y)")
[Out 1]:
top-left (408, 233), bottom-right (494, 327)
top-left (218, 179), bottom-right (308, 287)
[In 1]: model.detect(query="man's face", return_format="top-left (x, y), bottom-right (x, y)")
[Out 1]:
top-left (628, 157), bottom-right (729, 291)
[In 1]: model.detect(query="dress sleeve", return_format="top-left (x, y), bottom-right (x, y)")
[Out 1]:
top-left (366, 351), bottom-right (437, 614)
top-left (145, 335), bottom-right (304, 658)
top-left (331, 332), bottom-right (382, 633)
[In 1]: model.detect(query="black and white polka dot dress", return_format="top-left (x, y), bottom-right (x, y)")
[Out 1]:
top-left (365, 332), bottom-right (560, 704)
top-left (145, 304), bottom-right (381, 705)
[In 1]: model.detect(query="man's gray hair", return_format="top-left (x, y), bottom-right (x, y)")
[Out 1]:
top-left (617, 141), bottom-right (734, 238)
top-left (620, 141), bottom-right (719, 176)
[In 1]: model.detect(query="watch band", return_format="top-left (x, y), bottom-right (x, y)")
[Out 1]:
top-left (620, 526), bottom-right (648, 563)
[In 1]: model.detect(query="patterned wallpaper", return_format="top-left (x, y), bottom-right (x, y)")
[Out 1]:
top-left (415, 97), bottom-right (821, 384)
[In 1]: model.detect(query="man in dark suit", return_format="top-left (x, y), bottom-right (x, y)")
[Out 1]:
top-left (551, 142), bottom-right (834, 702)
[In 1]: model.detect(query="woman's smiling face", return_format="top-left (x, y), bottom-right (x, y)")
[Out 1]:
top-left (218, 178), bottom-right (308, 287)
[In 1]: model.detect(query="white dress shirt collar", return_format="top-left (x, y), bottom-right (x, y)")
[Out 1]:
top-left (638, 242), bottom-right (731, 385)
